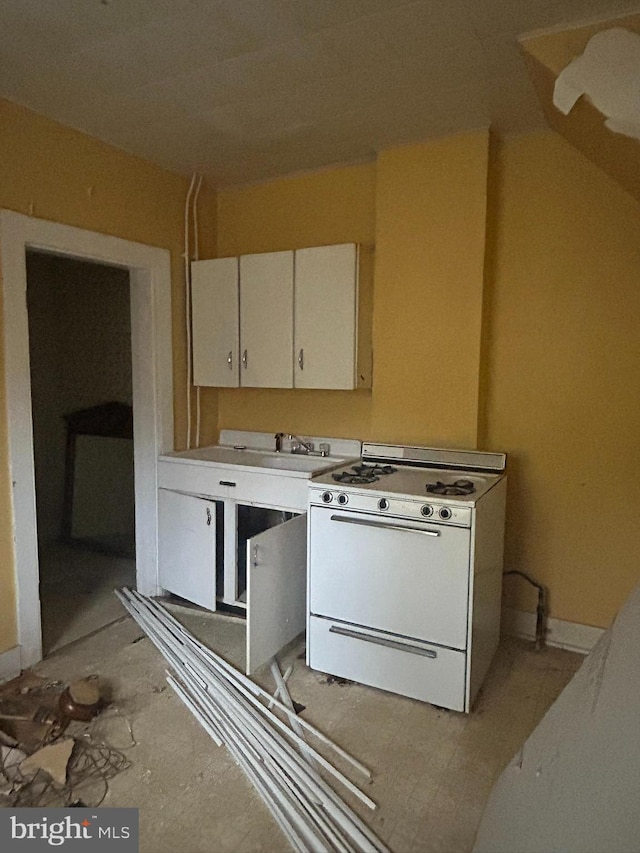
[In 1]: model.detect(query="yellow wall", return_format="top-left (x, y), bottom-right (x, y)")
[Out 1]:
top-left (0, 98), bottom-right (216, 654)
top-left (485, 131), bottom-right (640, 627)
top-left (215, 128), bottom-right (640, 630)
top-left (372, 133), bottom-right (489, 447)
top-left (3, 94), bottom-right (638, 658)
top-left (214, 132), bottom-right (490, 449)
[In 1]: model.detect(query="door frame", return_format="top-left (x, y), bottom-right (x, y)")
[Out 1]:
top-left (0, 210), bottom-right (174, 668)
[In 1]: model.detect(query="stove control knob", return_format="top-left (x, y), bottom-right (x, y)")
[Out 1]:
top-left (321, 491), bottom-right (333, 504)
top-left (421, 504), bottom-right (433, 517)
top-left (337, 493), bottom-right (349, 506)
top-left (439, 506), bottom-right (452, 520)
top-left (378, 498), bottom-right (390, 511)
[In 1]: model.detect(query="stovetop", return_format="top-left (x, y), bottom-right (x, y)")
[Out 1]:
top-left (311, 462), bottom-right (499, 503)
top-left (309, 442), bottom-right (506, 511)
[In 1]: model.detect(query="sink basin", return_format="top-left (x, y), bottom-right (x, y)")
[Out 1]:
top-left (254, 454), bottom-right (337, 473)
top-left (165, 445), bottom-right (346, 476)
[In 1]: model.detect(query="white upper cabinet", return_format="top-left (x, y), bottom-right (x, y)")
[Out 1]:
top-left (191, 257), bottom-right (239, 387)
top-left (239, 251), bottom-right (294, 388)
top-left (190, 243), bottom-right (372, 390)
top-left (294, 243), bottom-right (371, 390)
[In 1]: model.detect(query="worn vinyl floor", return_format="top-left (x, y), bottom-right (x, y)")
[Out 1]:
top-left (24, 599), bottom-right (584, 853)
top-left (38, 542), bottom-right (135, 654)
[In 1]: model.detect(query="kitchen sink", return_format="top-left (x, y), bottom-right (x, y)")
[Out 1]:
top-left (165, 444), bottom-right (348, 476)
top-left (254, 453), bottom-right (339, 473)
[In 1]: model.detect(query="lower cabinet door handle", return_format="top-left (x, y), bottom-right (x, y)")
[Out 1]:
top-left (219, 480), bottom-right (236, 487)
top-left (328, 625), bottom-right (437, 658)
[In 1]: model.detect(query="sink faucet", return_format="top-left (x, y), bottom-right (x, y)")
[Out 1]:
top-left (288, 433), bottom-right (315, 454)
top-left (275, 432), bottom-right (329, 456)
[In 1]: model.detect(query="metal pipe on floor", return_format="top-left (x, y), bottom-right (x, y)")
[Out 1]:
top-left (116, 588), bottom-right (388, 853)
top-left (118, 590), bottom-right (375, 811)
top-left (133, 589), bottom-right (372, 780)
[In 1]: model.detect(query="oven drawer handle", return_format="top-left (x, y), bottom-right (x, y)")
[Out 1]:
top-left (329, 625), bottom-right (438, 658)
top-left (329, 515), bottom-right (440, 536)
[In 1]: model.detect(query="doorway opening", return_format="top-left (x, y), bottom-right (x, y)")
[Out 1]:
top-left (26, 251), bottom-right (136, 654)
top-left (1, 210), bottom-right (174, 672)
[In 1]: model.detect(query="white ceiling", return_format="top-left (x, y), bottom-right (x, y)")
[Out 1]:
top-left (1, 0), bottom-right (639, 187)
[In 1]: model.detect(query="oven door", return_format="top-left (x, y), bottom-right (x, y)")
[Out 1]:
top-left (308, 506), bottom-right (471, 650)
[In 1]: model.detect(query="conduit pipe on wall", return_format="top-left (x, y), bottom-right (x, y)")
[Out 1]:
top-left (191, 174), bottom-right (203, 448)
top-left (184, 173), bottom-right (203, 450)
top-left (183, 173), bottom-right (196, 449)
top-left (115, 588), bottom-right (387, 853)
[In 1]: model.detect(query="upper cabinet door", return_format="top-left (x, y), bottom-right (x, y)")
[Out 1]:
top-left (191, 258), bottom-right (239, 387)
top-left (294, 244), bottom-right (370, 390)
top-left (240, 251), bottom-right (294, 388)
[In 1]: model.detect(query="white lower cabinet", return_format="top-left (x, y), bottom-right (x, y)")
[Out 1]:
top-left (246, 514), bottom-right (306, 672)
top-left (158, 485), bottom-right (307, 674)
top-left (158, 489), bottom-right (217, 611)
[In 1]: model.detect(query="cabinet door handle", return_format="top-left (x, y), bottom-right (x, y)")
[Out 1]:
top-left (298, 348), bottom-right (304, 370)
top-left (219, 480), bottom-right (236, 487)
top-left (242, 349), bottom-right (248, 369)
top-left (329, 625), bottom-right (438, 658)
top-left (206, 507), bottom-right (212, 526)
top-left (227, 350), bottom-right (233, 369)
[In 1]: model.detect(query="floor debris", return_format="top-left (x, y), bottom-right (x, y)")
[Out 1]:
top-left (117, 587), bottom-right (389, 853)
top-left (20, 738), bottom-right (74, 786)
top-left (0, 664), bottom-right (132, 808)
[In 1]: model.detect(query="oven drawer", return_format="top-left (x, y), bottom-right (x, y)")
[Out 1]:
top-left (308, 615), bottom-right (467, 712)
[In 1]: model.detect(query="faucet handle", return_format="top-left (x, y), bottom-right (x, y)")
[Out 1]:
top-left (274, 432), bottom-right (285, 452)
top-left (319, 442), bottom-right (330, 457)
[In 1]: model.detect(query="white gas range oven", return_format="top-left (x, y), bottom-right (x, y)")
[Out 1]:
top-left (307, 443), bottom-right (507, 712)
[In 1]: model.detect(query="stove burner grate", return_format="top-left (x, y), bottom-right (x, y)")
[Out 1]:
top-left (426, 479), bottom-right (475, 496)
top-left (351, 463), bottom-right (397, 476)
top-left (332, 471), bottom-right (379, 485)
top-left (332, 463), bottom-right (396, 485)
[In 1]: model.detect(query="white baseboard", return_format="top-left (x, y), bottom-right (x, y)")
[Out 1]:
top-left (0, 645), bottom-right (21, 684)
top-left (501, 607), bottom-right (605, 655)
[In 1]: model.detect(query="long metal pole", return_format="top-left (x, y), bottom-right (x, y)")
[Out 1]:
top-left (129, 589), bottom-right (372, 779)
top-left (116, 589), bottom-right (389, 853)
top-left (119, 589), bottom-right (375, 810)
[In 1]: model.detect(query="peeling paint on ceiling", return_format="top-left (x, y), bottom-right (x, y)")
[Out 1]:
top-left (554, 28), bottom-right (640, 141)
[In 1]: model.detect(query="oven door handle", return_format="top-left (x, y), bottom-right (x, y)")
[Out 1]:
top-left (329, 514), bottom-right (441, 536)
top-left (329, 625), bottom-right (438, 658)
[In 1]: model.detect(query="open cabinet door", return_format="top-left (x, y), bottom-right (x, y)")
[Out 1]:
top-left (158, 489), bottom-right (217, 610)
top-left (246, 513), bottom-right (306, 673)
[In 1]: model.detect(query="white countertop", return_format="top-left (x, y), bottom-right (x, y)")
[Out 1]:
top-left (160, 430), bottom-right (361, 479)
